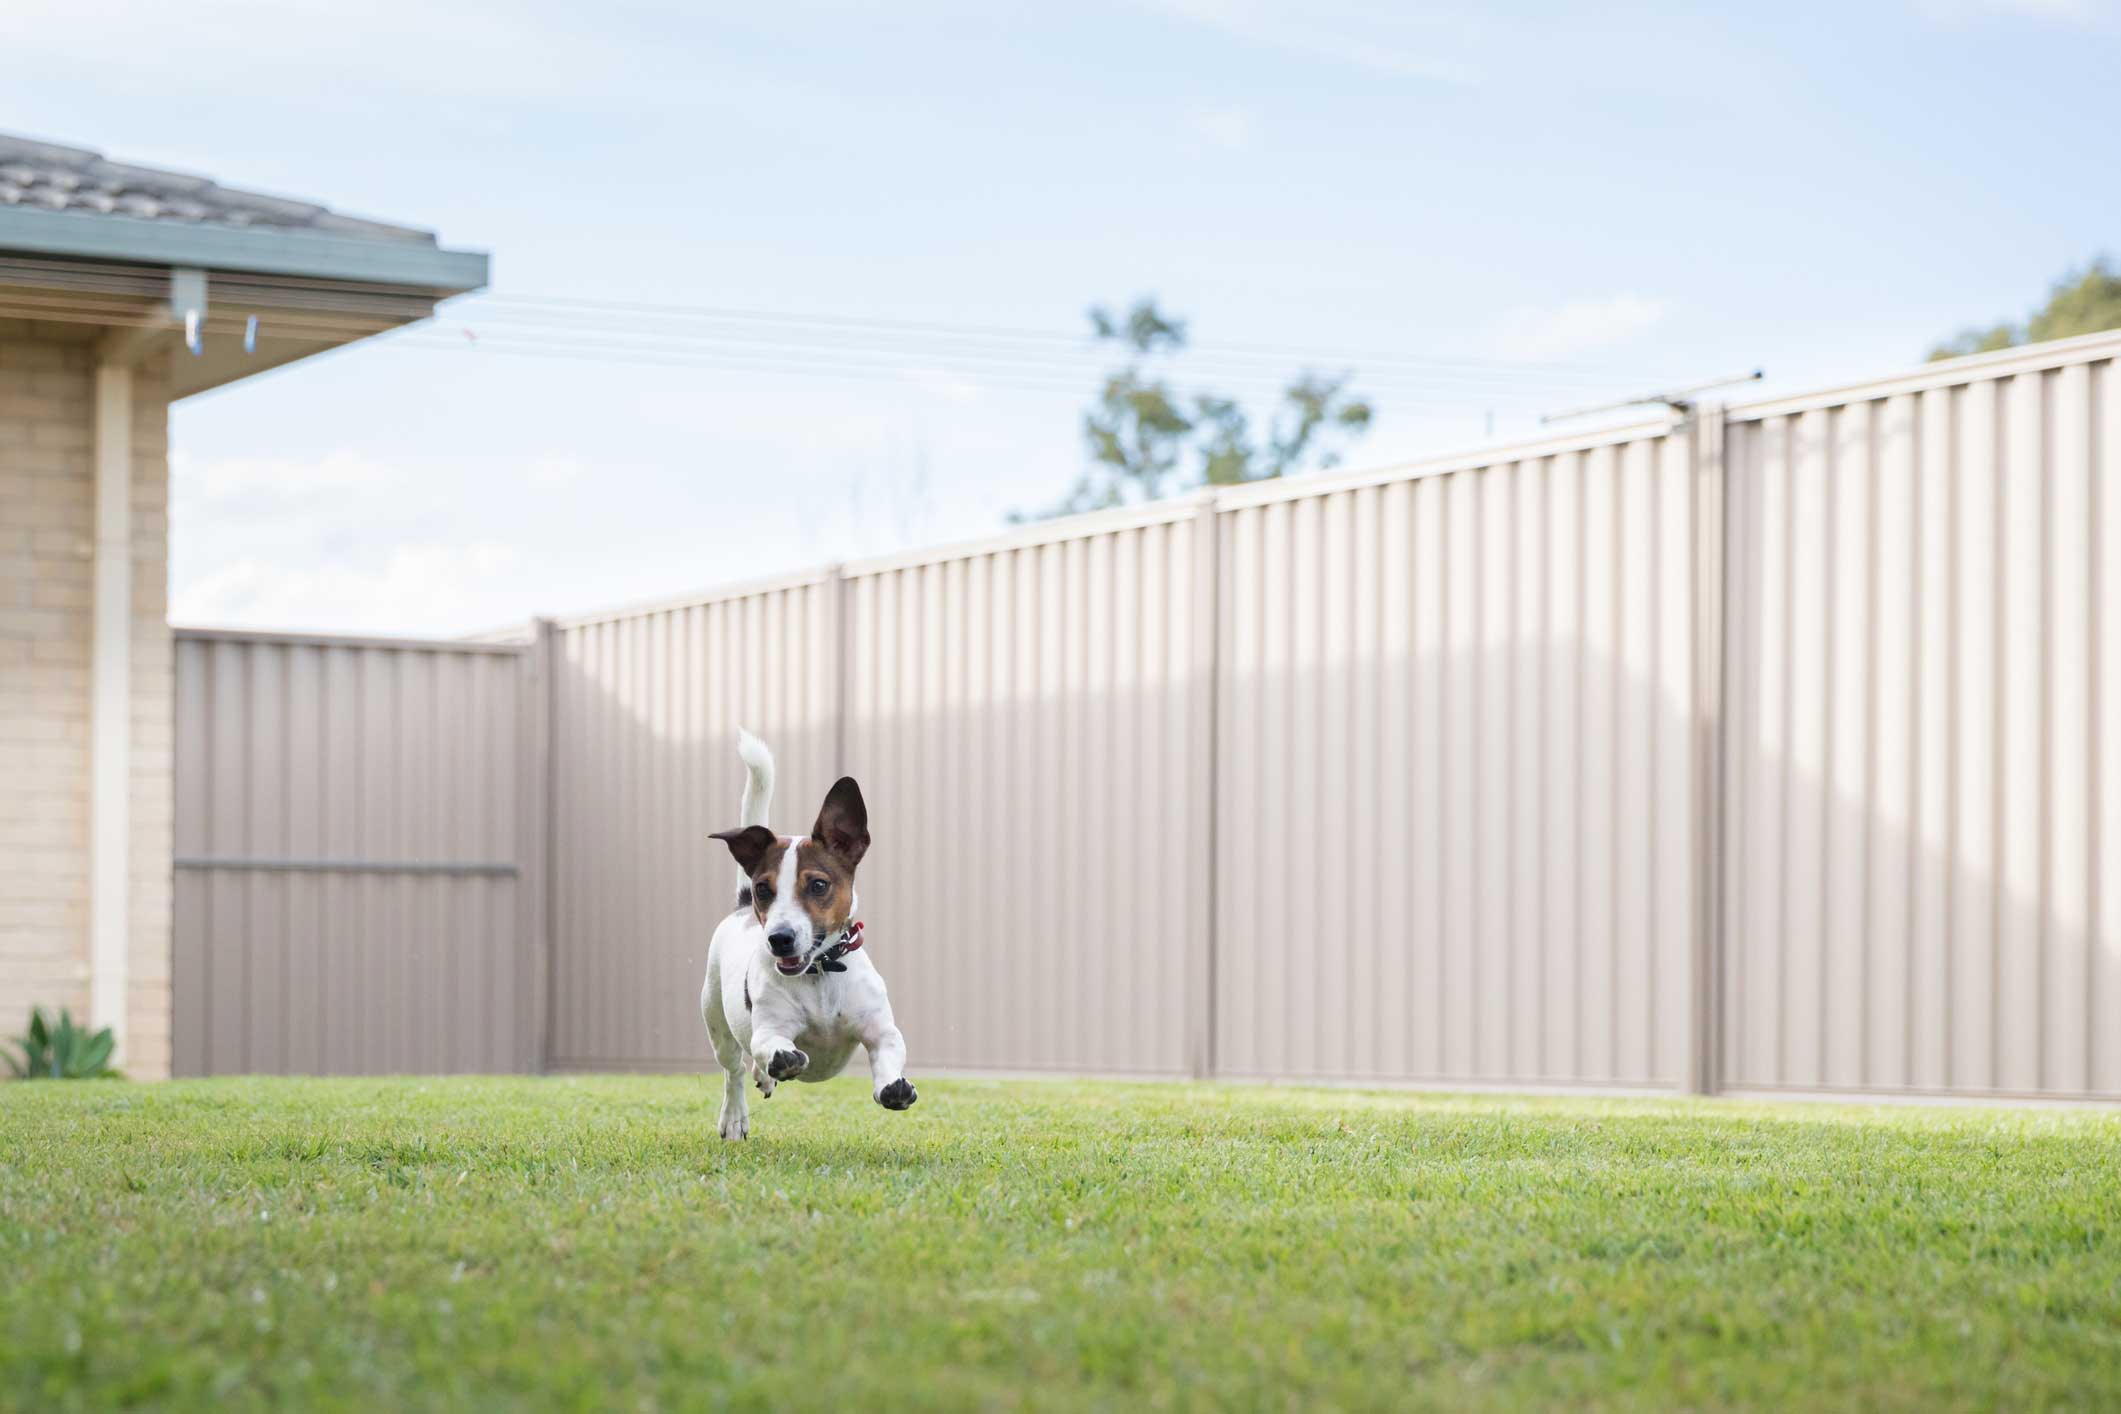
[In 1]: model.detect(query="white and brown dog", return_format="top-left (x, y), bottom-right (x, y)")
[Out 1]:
top-left (700, 729), bottom-right (914, 1140)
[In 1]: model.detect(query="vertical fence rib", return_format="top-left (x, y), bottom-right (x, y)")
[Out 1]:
top-left (1692, 406), bottom-right (1729, 1093)
top-left (1191, 497), bottom-right (1222, 1078)
top-left (533, 616), bottom-right (558, 1073)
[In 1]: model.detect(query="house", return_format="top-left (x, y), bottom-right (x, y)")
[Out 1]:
top-left (0, 133), bottom-right (486, 1078)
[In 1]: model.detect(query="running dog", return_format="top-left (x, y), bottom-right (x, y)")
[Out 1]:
top-left (700, 729), bottom-right (914, 1140)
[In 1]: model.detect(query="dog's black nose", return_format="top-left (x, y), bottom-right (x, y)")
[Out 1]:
top-left (766, 927), bottom-right (799, 957)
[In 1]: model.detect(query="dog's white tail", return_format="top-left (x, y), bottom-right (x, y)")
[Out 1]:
top-left (736, 727), bottom-right (775, 829)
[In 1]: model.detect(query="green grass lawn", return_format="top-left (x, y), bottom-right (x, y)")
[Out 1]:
top-left (4, 1076), bottom-right (2119, 1411)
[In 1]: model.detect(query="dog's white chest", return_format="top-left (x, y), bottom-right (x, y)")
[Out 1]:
top-left (783, 982), bottom-right (864, 1079)
top-left (790, 1029), bottom-right (860, 1080)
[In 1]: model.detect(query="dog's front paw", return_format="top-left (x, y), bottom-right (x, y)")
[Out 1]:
top-left (876, 1078), bottom-right (917, 1111)
top-left (718, 1106), bottom-right (749, 1140)
top-left (767, 1048), bottom-right (808, 1082)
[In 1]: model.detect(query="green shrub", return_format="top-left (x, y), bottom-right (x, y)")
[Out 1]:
top-left (4, 1007), bottom-right (119, 1080)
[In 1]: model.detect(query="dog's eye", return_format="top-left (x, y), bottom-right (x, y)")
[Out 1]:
top-left (807, 877), bottom-right (829, 898)
top-left (754, 882), bottom-right (774, 902)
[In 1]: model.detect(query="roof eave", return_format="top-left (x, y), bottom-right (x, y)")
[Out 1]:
top-left (0, 203), bottom-right (487, 293)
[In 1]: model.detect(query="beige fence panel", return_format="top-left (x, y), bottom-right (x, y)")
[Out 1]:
top-left (1720, 334), bottom-right (2121, 1098)
top-left (546, 576), bottom-right (841, 1070)
top-left (1210, 426), bottom-right (1702, 1087)
top-left (839, 504), bottom-right (1209, 1075)
top-left (172, 630), bottom-right (541, 1076)
top-left (171, 331), bottom-right (2121, 1100)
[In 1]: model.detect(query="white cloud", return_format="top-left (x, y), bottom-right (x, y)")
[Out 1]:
top-left (525, 455), bottom-right (587, 490)
top-left (1913, 0), bottom-right (2114, 26)
top-left (903, 367), bottom-right (982, 403)
top-left (172, 448), bottom-right (399, 504)
top-left (171, 542), bottom-right (523, 635)
top-left (1182, 104), bottom-right (1255, 152)
top-left (5, 0), bottom-right (568, 89)
top-left (1491, 294), bottom-right (1668, 362)
top-left (0, 0), bottom-right (759, 110)
top-left (170, 448), bottom-right (535, 635)
top-left (1145, 0), bottom-right (1481, 83)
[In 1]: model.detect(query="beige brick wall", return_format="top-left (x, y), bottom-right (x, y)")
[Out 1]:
top-left (0, 321), bottom-right (173, 1079)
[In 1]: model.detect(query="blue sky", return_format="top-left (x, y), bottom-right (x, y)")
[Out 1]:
top-left (5, 0), bottom-right (2117, 634)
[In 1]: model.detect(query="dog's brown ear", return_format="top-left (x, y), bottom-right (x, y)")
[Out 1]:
top-left (811, 777), bottom-right (870, 868)
top-left (710, 825), bottom-right (777, 875)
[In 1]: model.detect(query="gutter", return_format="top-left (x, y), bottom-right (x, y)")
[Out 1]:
top-left (0, 204), bottom-right (488, 293)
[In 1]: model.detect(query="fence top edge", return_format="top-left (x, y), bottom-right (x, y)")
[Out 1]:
top-left (552, 568), bottom-right (839, 630)
top-left (553, 497), bottom-right (1217, 628)
top-left (545, 408), bottom-right (1681, 629)
top-left (838, 492), bottom-right (1214, 579)
top-left (518, 331), bottom-right (2121, 637)
top-left (173, 625), bottom-right (529, 655)
top-left (1726, 328), bottom-right (2121, 424)
top-left (1208, 415), bottom-right (1678, 511)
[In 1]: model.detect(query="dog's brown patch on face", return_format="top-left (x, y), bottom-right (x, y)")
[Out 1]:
top-left (743, 838), bottom-right (854, 936)
top-left (789, 839), bottom-right (856, 936)
top-left (745, 839), bottom-right (789, 925)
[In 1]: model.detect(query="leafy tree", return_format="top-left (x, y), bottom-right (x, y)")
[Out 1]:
top-left (1929, 257), bottom-right (2121, 361)
top-left (1016, 298), bottom-right (1373, 520)
top-left (1927, 322), bottom-right (2019, 361)
top-left (2027, 258), bottom-right (2121, 343)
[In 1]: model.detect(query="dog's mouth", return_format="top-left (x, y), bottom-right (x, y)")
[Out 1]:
top-left (774, 955), bottom-right (807, 976)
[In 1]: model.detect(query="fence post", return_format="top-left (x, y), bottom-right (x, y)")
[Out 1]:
top-left (1188, 496), bottom-right (1222, 1079)
top-left (1687, 408), bottom-right (1729, 1095)
top-left (828, 564), bottom-right (849, 777)
top-left (529, 616), bottom-right (559, 1075)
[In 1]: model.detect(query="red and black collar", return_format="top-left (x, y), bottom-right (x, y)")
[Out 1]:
top-left (803, 920), bottom-right (864, 975)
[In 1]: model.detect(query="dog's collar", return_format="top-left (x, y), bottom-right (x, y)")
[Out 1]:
top-left (802, 920), bottom-right (864, 976)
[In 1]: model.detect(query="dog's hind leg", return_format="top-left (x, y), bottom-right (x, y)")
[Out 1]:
top-left (702, 965), bottom-right (749, 1141)
top-left (716, 1067), bottom-right (749, 1140)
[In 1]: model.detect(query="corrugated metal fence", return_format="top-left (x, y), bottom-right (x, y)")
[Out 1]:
top-left (172, 630), bottom-right (546, 1075)
top-left (173, 331), bottom-right (2121, 1099)
top-left (1208, 428), bottom-right (1704, 1088)
top-left (1719, 337), bottom-right (2121, 1098)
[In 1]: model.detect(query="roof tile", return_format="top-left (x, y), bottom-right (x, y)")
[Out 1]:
top-left (0, 132), bottom-right (435, 245)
